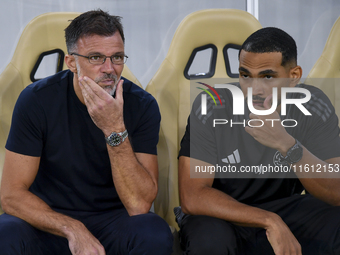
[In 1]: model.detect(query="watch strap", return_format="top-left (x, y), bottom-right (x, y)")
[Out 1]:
top-left (279, 139), bottom-right (303, 165)
top-left (120, 129), bottom-right (128, 140)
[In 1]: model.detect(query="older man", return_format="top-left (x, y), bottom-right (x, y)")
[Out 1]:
top-left (0, 10), bottom-right (173, 255)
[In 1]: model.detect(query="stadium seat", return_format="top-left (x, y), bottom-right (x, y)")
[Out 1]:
top-left (305, 16), bottom-right (340, 120)
top-left (146, 8), bottom-right (262, 230)
top-left (0, 12), bottom-right (142, 214)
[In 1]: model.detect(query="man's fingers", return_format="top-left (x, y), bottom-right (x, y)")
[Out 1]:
top-left (78, 79), bottom-right (91, 106)
top-left (248, 112), bottom-right (257, 120)
top-left (79, 76), bottom-right (96, 104)
top-left (248, 94), bottom-right (275, 120)
top-left (80, 76), bottom-right (112, 100)
top-left (115, 79), bottom-right (124, 101)
top-left (263, 94), bottom-right (273, 110)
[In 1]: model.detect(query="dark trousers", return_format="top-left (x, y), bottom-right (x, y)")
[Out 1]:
top-left (0, 208), bottom-right (173, 255)
top-left (179, 194), bottom-right (340, 255)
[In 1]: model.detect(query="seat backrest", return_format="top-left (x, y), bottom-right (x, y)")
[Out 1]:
top-left (0, 12), bottom-right (142, 214)
top-left (146, 9), bottom-right (262, 228)
top-left (305, 16), bottom-right (340, 120)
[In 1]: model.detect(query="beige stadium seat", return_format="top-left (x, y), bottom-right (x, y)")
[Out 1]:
top-left (0, 12), bottom-right (142, 214)
top-left (146, 9), bottom-right (262, 230)
top-left (305, 16), bottom-right (340, 120)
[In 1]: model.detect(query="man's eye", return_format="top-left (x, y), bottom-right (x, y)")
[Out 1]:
top-left (89, 55), bottom-right (103, 61)
top-left (241, 74), bottom-right (249, 79)
top-left (264, 75), bottom-right (273, 79)
top-left (113, 55), bottom-right (123, 60)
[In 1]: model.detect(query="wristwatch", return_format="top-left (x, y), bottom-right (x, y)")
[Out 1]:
top-left (105, 130), bottom-right (128, 146)
top-left (279, 139), bottom-right (303, 165)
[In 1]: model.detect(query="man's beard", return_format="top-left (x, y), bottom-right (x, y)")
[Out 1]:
top-left (76, 62), bottom-right (120, 96)
top-left (94, 73), bottom-right (120, 96)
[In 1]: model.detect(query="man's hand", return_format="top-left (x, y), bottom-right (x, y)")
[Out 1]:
top-left (78, 76), bottom-right (158, 215)
top-left (245, 94), bottom-right (295, 155)
top-left (78, 76), bottom-right (125, 136)
top-left (265, 214), bottom-right (302, 255)
top-left (66, 223), bottom-right (106, 255)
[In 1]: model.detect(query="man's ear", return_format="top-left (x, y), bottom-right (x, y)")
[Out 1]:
top-left (65, 54), bottom-right (77, 73)
top-left (289, 65), bottom-right (302, 87)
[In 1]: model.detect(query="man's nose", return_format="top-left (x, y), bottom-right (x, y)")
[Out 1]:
top-left (251, 78), bottom-right (265, 95)
top-left (101, 57), bottom-right (116, 73)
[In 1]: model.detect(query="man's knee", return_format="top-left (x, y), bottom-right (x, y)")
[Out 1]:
top-left (0, 213), bottom-right (70, 255)
top-left (329, 209), bottom-right (340, 254)
top-left (312, 205), bottom-right (340, 254)
top-left (296, 203), bottom-right (340, 254)
top-left (128, 213), bottom-right (173, 254)
top-left (180, 215), bottom-right (239, 255)
top-left (0, 214), bottom-right (34, 253)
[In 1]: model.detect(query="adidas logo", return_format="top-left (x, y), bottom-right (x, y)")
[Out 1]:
top-left (222, 149), bottom-right (241, 164)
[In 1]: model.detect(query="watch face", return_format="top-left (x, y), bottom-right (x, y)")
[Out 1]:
top-left (109, 133), bottom-right (122, 146)
top-left (106, 130), bottom-right (128, 146)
